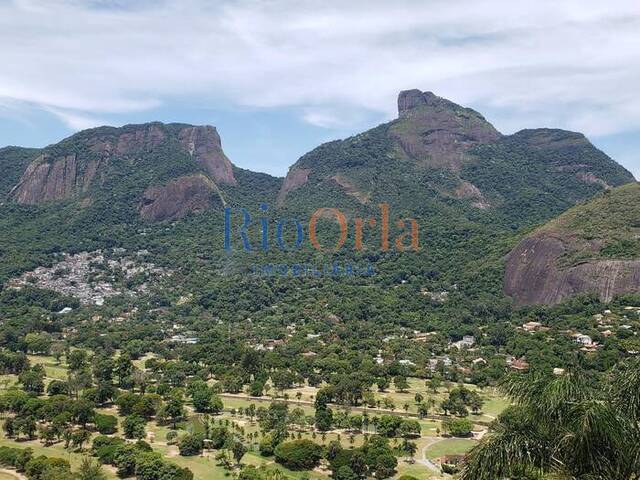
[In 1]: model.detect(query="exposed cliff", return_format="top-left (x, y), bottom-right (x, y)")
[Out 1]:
top-left (391, 89), bottom-right (502, 170)
top-left (505, 183), bottom-right (640, 305)
top-left (139, 174), bottom-right (221, 222)
top-left (9, 122), bottom-right (237, 208)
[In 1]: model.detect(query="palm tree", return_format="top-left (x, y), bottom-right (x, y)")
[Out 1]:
top-left (460, 358), bottom-right (640, 480)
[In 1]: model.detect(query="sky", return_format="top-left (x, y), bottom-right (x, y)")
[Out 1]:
top-left (0, 0), bottom-right (639, 178)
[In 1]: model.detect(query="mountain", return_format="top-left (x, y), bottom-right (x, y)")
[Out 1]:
top-left (0, 90), bottom-right (636, 309)
top-left (505, 182), bottom-right (640, 305)
top-left (0, 122), bottom-right (281, 280)
top-left (8, 123), bottom-right (236, 213)
top-left (278, 89), bottom-right (634, 228)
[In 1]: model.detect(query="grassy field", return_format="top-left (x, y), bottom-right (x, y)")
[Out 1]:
top-left (0, 435), bottom-right (118, 479)
top-left (424, 438), bottom-right (478, 460)
top-left (277, 377), bottom-right (509, 420)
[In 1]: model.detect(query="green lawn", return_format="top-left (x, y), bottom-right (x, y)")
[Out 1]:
top-left (424, 438), bottom-right (477, 460)
top-left (0, 435), bottom-right (118, 479)
top-left (27, 355), bottom-right (68, 381)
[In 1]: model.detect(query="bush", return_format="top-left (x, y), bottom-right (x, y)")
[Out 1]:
top-left (24, 456), bottom-right (71, 480)
top-left (443, 417), bottom-right (473, 437)
top-left (95, 413), bottom-right (118, 434)
top-left (177, 433), bottom-right (204, 456)
top-left (112, 445), bottom-right (141, 477)
top-left (258, 433), bottom-right (275, 456)
top-left (0, 446), bottom-right (22, 468)
top-left (274, 440), bottom-right (323, 470)
top-left (166, 430), bottom-right (178, 445)
top-left (135, 452), bottom-right (193, 480)
top-left (92, 436), bottom-right (125, 464)
top-left (123, 414), bottom-right (146, 439)
top-left (46, 380), bottom-right (68, 396)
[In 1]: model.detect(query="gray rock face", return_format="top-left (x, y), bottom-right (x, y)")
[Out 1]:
top-left (178, 126), bottom-right (236, 185)
top-left (10, 153), bottom-right (80, 204)
top-left (505, 234), bottom-right (640, 305)
top-left (276, 167), bottom-right (311, 206)
top-left (392, 89), bottom-right (502, 170)
top-left (139, 175), bottom-right (216, 222)
top-left (10, 122), bottom-right (236, 206)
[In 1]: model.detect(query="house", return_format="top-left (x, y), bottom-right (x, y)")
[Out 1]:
top-left (472, 357), bottom-right (487, 366)
top-left (264, 339), bottom-right (285, 350)
top-left (452, 335), bottom-right (475, 349)
top-left (574, 334), bottom-right (593, 346)
top-left (602, 329), bottom-right (613, 337)
top-left (510, 358), bottom-right (530, 371)
top-left (412, 331), bottom-right (436, 342)
top-left (429, 356), bottom-right (452, 370)
top-left (168, 334), bottom-right (198, 345)
top-left (398, 359), bottom-right (415, 366)
top-left (522, 321), bottom-right (542, 332)
top-left (553, 368), bottom-right (565, 375)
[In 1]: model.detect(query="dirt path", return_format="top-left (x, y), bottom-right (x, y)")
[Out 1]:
top-left (0, 468), bottom-right (25, 480)
top-left (417, 437), bottom-right (446, 473)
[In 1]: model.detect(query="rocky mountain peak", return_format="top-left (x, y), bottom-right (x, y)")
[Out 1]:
top-left (9, 122), bottom-right (236, 206)
top-left (397, 89), bottom-right (443, 117)
top-left (391, 89), bottom-right (502, 170)
top-left (177, 125), bottom-right (236, 185)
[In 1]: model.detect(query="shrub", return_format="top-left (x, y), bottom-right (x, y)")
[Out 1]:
top-left (25, 456), bottom-right (71, 480)
top-left (46, 380), bottom-right (68, 396)
top-left (0, 446), bottom-right (21, 468)
top-left (92, 436), bottom-right (125, 464)
top-left (123, 414), bottom-right (146, 439)
top-left (258, 433), bottom-right (275, 456)
top-left (112, 445), bottom-right (140, 477)
top-left (177, 433), bottom-right (204, 456)
top-left (443, 417), bottom-right (473, 437)
top-left (274, 440), bottom-right (322, 470)
top-left (95, 413), bottom-right (118, 434)
top-left (166, 430), bottom-right (178, 445)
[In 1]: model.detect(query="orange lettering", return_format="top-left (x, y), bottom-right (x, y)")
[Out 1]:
top-left (309, 208), bottom-right (348, 252)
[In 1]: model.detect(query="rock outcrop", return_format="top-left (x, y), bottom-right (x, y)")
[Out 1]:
top-left (10, 122), bottom-right (236, 206)
top-left (504, 183), bottom-right (640, 305)
top-left (178, 126), bottom-right (236, 185)
top-left (10, 153), bottom-right (81, 204)
top-left (505, 234), bottom-right (640, 305)
top-left (276, 167), bottom-right (311, 206)
top-left (139, 174), bottom-right (217, 222)
top-left (392, 89), bottom-right (501, 170)
top-left (276, 89), bottom-right (502, 206)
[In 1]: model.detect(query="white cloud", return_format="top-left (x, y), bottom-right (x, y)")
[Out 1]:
top-left (0, 0), bottom-right (639, 141)
top-left (44, 107), bottom-right (107, 130)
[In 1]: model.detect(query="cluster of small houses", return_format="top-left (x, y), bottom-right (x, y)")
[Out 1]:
top-left (240, 307), bottom-right (639, 377)
top-left (8, 249), bottom-right (165, 306)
